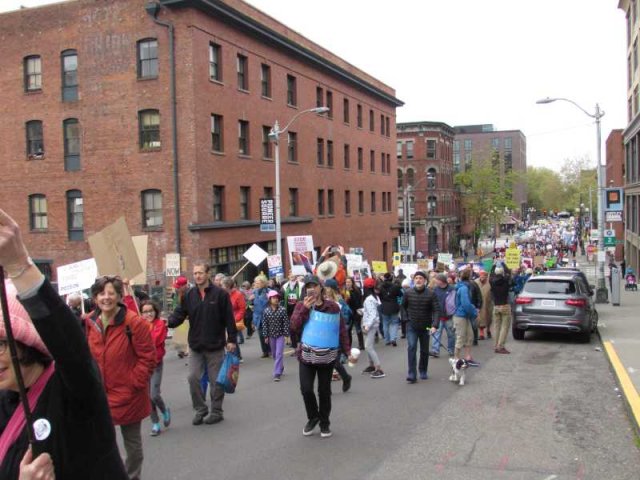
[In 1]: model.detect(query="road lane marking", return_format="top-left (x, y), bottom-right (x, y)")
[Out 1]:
top-left (603, 341), bottom-right (640, 431)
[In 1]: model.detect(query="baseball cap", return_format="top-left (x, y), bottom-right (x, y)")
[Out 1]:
top-left (303, 275), bottom-right (321, 286)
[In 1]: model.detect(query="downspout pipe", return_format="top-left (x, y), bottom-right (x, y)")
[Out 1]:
top-left (145, 2), bottom-right (181, 255)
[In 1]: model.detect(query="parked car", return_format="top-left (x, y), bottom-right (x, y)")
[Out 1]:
top-left (544, 268), bottom-right (594, 295)
top-left (513, 273), bottom-right (598, 342)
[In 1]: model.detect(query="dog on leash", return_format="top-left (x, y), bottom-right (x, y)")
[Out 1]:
top-left (449, 358), bottom-right (468, 385)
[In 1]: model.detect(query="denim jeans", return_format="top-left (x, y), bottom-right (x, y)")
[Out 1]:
top-left (431, 318), bottom-right (455, 355)
top-left (406, 323), bottom-right (430, 380)
top-left (381, 313), bottom-right (399, 343)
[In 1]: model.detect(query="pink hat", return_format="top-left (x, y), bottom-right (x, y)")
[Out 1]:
top-left (0, 280), bottom-right (49, 356)
top-left (267, 290), bottom-right (280, 299)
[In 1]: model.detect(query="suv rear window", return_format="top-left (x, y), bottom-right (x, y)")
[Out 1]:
top-left (524, 280), bottom-right (576, 295)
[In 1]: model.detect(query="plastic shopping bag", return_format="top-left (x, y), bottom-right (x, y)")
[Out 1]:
top-left (216, 351), bottom-right (240, 394)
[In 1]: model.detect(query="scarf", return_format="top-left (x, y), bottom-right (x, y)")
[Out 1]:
top-left (0, 362), bottom-right (55, 462)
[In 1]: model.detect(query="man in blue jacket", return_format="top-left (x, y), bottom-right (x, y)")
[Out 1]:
top-left (453, 269), bottom-right (479, 366)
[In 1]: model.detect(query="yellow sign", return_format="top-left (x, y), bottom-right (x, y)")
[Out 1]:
top-left (505, 248), bottom-right (521, 270)
top-left (372, 261), bottom-right (388, 274)
top-left (392, 252), bottom-right (401, 267)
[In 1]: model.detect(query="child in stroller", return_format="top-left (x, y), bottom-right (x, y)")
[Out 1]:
top-left (625, 268), bottom-right (638, 291)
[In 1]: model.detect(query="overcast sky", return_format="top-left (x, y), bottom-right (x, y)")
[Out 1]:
top-left (1, 0), bottom-right (627, 172)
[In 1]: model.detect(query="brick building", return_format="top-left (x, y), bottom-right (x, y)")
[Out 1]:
top-left (606, 129), bottom-right (625, 260)
top-left (453, 124), bottom-right (528, 236)
top-left (0, 0), bottom-right (402, 285)
top-left (618, 0), bottom-right (640, 275)
top-left (396, 121), bottom-right (460, 256)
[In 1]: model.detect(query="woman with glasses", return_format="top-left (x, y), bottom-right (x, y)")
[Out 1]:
top-left (140, 301), bottom-right (171, 437)
top-left (0, 208), bottom-right (129, 478)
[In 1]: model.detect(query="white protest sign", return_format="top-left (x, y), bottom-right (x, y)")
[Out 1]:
top-left (243, 244), bottom-right (269, 266)
top-left (438, 253), bottom-right (453, 265)
top-left (165, 253), bottom-right (181, 277)
top-left (57, 258), bottom-right (98, 296)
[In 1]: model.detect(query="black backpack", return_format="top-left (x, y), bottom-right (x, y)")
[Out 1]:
top-left (465, 280), bottom-right (483, 310)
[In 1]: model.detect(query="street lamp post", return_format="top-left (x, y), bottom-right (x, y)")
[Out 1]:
top-left (536, 97), bottom-right (607, 303)
top-left (269, 106), bottom-right (329, 269)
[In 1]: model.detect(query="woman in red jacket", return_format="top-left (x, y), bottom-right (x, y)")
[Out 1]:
top-left (140, 300), bottom-right (171, 437)
top-left (85, 276), bottom-right (156, 480)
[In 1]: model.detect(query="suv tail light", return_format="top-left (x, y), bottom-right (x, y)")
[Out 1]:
top-left (515, 296), bottom-right (533, 304)
top-left (565, 298), bottom-right (586, 308)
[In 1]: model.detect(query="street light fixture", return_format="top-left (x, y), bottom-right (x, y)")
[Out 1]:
top-left (536, 96), bottom-right (607, 303)
top-left (269, 106), bottom-right (329, 271)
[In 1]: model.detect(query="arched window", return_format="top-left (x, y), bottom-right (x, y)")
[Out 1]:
top-left (428, 195), bottom-right (437, 217)
top-left (427, 167), bottom-right (437, 189)
top-left (397, 169), bottom-right (404, 189)
top-left (406, 168), bottom-right (415, 187)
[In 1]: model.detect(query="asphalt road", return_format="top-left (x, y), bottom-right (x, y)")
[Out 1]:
top-left (129, 329), bottom-right (640, 480)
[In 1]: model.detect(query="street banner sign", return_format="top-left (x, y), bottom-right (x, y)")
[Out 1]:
top-left (165, 253), bottom-right (181, 277)
top-left (604, 237), bottom-right (617, 247)
top-left (605, 211), bottom-right (622, 222)
top-left (259, 198), bottom-right (275, 232)
top-left (399, 234), bottom-right (409, 249)
top-left (605, 188), bottom-right (623, 211)
top-left (57, 258), bottom-right (98, 296)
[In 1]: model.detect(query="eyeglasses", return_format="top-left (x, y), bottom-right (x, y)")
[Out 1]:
top-left (0, 340), bottom-right (8, 355)
top-left (141, 310), bottom-right (155, 316)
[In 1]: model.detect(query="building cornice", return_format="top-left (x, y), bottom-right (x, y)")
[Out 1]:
top-left (159, 0), bottom-right (404, 107)
top-left (188, 216), bottom-right (313, 231)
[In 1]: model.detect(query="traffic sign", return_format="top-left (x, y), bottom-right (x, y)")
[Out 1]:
top-left (604, 237), bottom-right (617, 247)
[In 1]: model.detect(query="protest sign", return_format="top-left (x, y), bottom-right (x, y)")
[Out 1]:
top-left (88, 217), bottom-right (142, 279)
top-left (267, 254), bottom-right (284, 278)
top-left (57, 258), bottom-right (98, 296)
top-left (130, 235), bottom-right (148, 285)
top-left (505, 248), bottom-right (521, 270)
top-left (287, 235), bottom-right (315, 276)
top-left (371, 261), bottom-right (388, 274)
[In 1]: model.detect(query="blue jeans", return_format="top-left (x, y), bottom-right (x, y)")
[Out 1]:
top-left (406, 323), bottom-right (430, 380)
top-left (431, 318), bottom-right (455, 355)
top-left (381, 313), bottom-right (399, 343)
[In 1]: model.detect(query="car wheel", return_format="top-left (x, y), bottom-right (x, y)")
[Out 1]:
top-left (512, 326), bottom-right (525, 341)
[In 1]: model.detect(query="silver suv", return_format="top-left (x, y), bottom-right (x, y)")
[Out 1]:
top-left (512, 273), bottom-right (598, 343)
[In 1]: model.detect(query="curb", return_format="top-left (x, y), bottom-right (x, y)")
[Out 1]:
top-left (601, 338), bottom-right (640, 436)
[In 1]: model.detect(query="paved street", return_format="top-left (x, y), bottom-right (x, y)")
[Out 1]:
top-left (132, 321), bottom-right (640, 479)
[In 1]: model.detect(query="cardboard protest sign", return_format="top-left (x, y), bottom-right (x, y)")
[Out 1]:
top-left (371, 261), bottom-right (388, 274)
top-left (57, 258), bottom-right (98, 296)
top-left (88, 217), bottom-right (143, 279)
top-left (287, 235), bottom-right (315, 276)
top-left (130, 235), bottom-right (148, 285)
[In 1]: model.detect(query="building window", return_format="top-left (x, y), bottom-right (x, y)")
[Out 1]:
top-left (345, 190), bottom-right (351, 215)
top-left (211, 114), bottom-right (223, 152)
top-left (326, 91), bottom-right (333, 118)
top-left (237, 54), bottom-right (248, 90)
top-left (382, 192), bottom-right (386, 212)
top-left (385, 117), bottom-right (390, 137)
top-left (317, 138), bottom-right (324, 166)
top-left (369, 109), bottom-right (374, 132)
top-left (66, 189), bottom-right (84, 240)
top-left (287, 131), bottom-right (297, 162)
top-left (137, 38), bottom-right (158, 79)
top-left (453, 152), bottom-right (461, 173)
top-left (358, 191), bottom-right (364, 214)
top-left (406, 141), bottom-right (414, 159)
top-left (492, 138), bottom-right (500, 150)
top-left (343, 98), bottom-right (350, 124)
top-left (357, 147), bottom-right (363, 171)
top-left (371, 192), bottom-right (376, 213)
top-left (380, 152), bottom-right (386, 173)
top-left (396, 141), bottom-right (403, 159)
top-left (29, 194), bottom-right (47, 231)
top-left (287, 74), bottom-right (297, 106)
top-left (327, 140), bottom-right (334, 167)
top-left (397, 169), bottom-right (403, 189)
top-left (370, 150), bottom-right (375, 172)
top-left (318, 189), bottom-right (325, 216)
top-left (453, 140), bottom-right (460, 152)
top-left (427, 168), bottom-right (437, 188)
top-left (24, 55), bottom-right (42, 92)
top-left (327, 189), bottom-right (334, 215)
top-left (209, 43), bottom-right (221, 81)
top-left (61, 49), bottom-right (78, 101)
top-left (316, 86), bottom-right (324, 108)
top-left (141, 189), bottom-right (163, 228)
top-left (261, 63), bottom-right (271, 97)
top-left (357, 104), bottom-right (363, 128)
top-left (213, 185), bottom-right (224, 221)
top-left (139, 109), bottom-right (161, 149)
top-left (407, 168), bottom-right (415, 187)
top-left (63, 118), bottom-right (80, 171)
top-left (464, 139), bottom-right (472, 150)
top-left (289, 188), bottom-right (298, 216)
top-left (262, 126), bottom-right (273, 159)
top-left (26, 120), bottom-right (44, 158)
top-left (426, 139), bottom-right (436, 159)
top-left (344, 144), bottom-right (350, 169)
top-left (240, 186), bottom-right (250, 219)
top-left (504, 151), bottom-right (513, 172)
top-left (238, 120), bottom-right (249, 155)
top-left (464, 151), bottom-right (472, 171)
top-left (427, 195), bottom-right (437, 217)
top-left (380, 114), bottom-right (385, 135)
top-left (504, 137), bottom-right (512, 149)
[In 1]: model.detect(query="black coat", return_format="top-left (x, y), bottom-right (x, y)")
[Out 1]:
top-left (168, 282), bottom-right (237, 352)
top-left (402, 286), bottom-right (441, 329)
top-left (379, 281), bottom-right (402, 315)
top-left (0, 279), bottom-right (127, 479)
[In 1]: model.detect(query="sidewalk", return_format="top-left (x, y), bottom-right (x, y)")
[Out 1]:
top-left (579, 253), bottom-right (640, 434)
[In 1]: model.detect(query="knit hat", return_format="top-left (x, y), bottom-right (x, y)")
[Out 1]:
top-left (436, 273), bottom-right (448, 283)
top-left (413, 270), bottom-right (428, 279)
top-left (324, 278), bottom-right (339, 291)
top-left (363, 277), bottom-right (376, 289)
top-left (0, 280), bottom-right (49, 356)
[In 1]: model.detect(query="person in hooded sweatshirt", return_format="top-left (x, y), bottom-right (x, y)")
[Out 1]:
top-left (452, 269), bottom-right (479, 366)
top-left (490, 264), bottom-right (513, 354)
